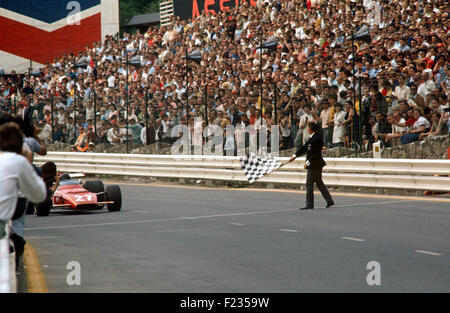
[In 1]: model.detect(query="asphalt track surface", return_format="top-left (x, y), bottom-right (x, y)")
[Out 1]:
top-left (23, 183), bottom-right (450, 293)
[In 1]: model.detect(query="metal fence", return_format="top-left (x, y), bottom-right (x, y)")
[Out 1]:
top-left (35, 152), bottom-right (450, 192)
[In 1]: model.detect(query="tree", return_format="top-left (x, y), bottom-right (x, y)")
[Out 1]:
top-left (119, 0), bottom-right (163, 26)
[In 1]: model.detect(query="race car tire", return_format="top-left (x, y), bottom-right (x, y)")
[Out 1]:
top-left (106, 185), bottom-right (122, 212)
top-left (36, 198), bottom-right (52, 217)
top-left (83, 180), bottom-right (105, 202)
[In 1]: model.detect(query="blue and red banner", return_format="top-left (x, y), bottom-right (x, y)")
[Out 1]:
top-left (0, 0), bottom-right (119, 72)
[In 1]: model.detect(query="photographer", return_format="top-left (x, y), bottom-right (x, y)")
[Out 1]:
top-left (35, 162), bottom-right (60, 216)
top-left (20, 108), bottom-right (47, 219)
top-left (0, 121), bottom-right (46, 266)
top-left (1, 109), bottom-right (48, 263)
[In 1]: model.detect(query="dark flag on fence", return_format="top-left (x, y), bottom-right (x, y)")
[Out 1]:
top-left (240, 153), bottom-right (284, 184)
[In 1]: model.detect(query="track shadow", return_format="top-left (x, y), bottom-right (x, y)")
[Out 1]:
top-left (47, 209), bottom-right (108, 216)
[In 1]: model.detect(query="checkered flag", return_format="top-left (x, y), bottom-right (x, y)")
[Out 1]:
top-left (240, 153), bottom-right (284, 184)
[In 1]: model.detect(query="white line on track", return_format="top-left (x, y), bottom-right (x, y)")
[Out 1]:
top-left (25, 208), bottom-right (298, 231)
top-left (341, 237), bottom-right (366, 242)
top-left (280, 229), bottom-right (299, 233)
top-left (414, 250), bottom-right (441, 256)
top-left (229, 223), bottom-right (245, 226)
top-left (26, 236), bottom-right (60, 240)
top-left (155, 227), bottom-right (204, 233)
top-left (25, 199), bottom-right (415, 231)
top-left (333, 200), bottom-right (414, 208)
top-left (114, 182), bottom-right (450, 203)
top-left (180, 208), bottom-right (297, 220)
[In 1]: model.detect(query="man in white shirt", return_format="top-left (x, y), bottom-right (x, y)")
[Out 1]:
top-left (56, 107), bottom-right (66, 126)
top-left (119, 122), bottom-right (131, 143)
top-left (319, 100), bottom-right (332, 147)
top-left (155, 118), bottom-right (169, 142)
top-left (386, 112), bottom-right (406, 146)
top-left (417, 72), bottom-right (436, 104)
top-left (401, 109), bottom-right (430, 144)
top-left (38, 120), bottom-right (52, 145)
top-left (253, 109), bottom-right (267, 131)
top-left (85, 101), bottom-right (95, 120)
top-left (392, 76), bottom-right (411, 102)
top-left (300, 105), bottom-right (314, 144)
top-left (107, 124), bottom-right (122, 144)
top-left (0, 123), bottom-right (46, 222)
top-left (140, 126), bottom-right (150, 145)
top-left (107, 74), bottom-right (115, 88)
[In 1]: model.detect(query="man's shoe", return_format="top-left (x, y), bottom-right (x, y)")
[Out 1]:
top-left (326, 202), bottom-right (335, 208)
top-left (300, 207), bottom-right (314, 210)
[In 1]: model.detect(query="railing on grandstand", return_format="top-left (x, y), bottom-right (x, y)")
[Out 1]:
top-left (159, 1), bottom-right (174, 27)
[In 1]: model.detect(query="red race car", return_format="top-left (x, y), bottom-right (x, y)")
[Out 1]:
top-left (36, 174), bottom-right (122, 216)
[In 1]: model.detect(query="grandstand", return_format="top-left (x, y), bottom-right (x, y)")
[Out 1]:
top-left (0, 0), bottom-right (448, 154)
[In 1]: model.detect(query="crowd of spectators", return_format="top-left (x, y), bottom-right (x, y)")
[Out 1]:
top-left (0, 0), bottom-right (449, 153)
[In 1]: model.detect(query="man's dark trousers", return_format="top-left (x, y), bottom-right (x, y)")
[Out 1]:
top-left (306, 167), bottom-right (333, 208)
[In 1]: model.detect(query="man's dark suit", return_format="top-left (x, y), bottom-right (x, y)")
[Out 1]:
top-left (294, 132), bottom-right (334, 209)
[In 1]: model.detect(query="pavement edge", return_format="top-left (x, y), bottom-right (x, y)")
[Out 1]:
top-left (23, 242), bottom-right (48, 293)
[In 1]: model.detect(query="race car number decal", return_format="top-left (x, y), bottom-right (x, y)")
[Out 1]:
top-left (74, 195), bottom-right (92, 202)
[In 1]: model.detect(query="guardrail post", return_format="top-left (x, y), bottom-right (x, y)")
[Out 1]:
top-left (273, 82), bottom-right (277, 126)
top-left (204, 83), bottom-right (208, 126)
top-left (93, 91), bottom-right (97, 142)
top-left (0, 220), bottom-right (16, 293)
top-left (51, 97), bottom-right (54, 143)
top-left (74, 93), bottom-right (77, 144)
top-left (145, 90), bottom-right (149, 146)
